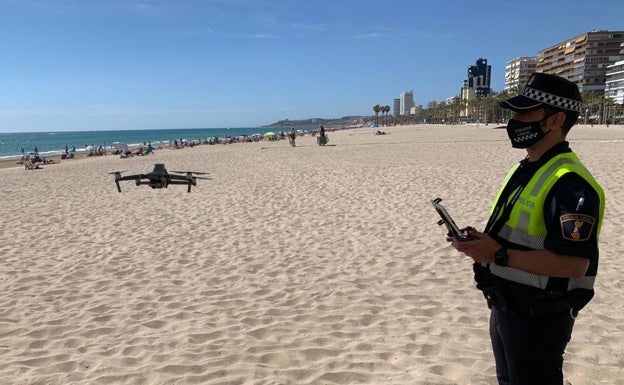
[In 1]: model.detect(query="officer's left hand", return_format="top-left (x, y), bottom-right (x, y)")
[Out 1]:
top-left (451, 229), bottom-right (500, 264)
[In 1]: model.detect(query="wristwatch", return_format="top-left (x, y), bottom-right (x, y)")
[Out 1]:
top-left (494, 247), bottom-right (509, 267)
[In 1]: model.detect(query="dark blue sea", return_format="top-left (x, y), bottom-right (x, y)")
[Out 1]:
top-left (0, 127), bottom-right (308, 159)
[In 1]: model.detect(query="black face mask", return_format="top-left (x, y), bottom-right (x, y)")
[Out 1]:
top-left (506, 116), bottom-right (552, 148)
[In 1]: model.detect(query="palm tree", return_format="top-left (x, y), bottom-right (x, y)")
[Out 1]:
top-left (581, 90), bottom-right (604, 124)
top-left (457, 97), bottom-right (467, 124)
top-left (466, 97), bottom-right (479, 122)
top-left (493, 90), bottom-right (512, 123)
top-left (581, 91), bottom-right (595, 124)
top-left (598, 95), bottom-right (615, 124)
top-left (373, 105), bottom-right (381, 126)
top-left (382, 105), bottom-right (390, 126)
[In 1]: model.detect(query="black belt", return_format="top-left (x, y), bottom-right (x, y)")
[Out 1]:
top-left (481, 287), bottom-right (577, 318)
top-left (482, 287), bottom-right (514, 312)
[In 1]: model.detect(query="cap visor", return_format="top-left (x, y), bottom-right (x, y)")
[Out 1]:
top-left (500, 95), bottom-right (543, 112)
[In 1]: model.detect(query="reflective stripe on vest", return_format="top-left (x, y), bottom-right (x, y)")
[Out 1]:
top-left (489, 152), bottom-right (604, 291)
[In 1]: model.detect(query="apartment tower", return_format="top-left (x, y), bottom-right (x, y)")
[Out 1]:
top-left (393, 98), bottom-right (401, 117)
top-left (537, 30), bottom-right (624, 92)
top-left (465, 58), bottom-right (491, 97)
top-left (400, 91), bottom-right (415, 116)
top-left (605, 58), bottom-right (624, 105)
top-left (460, 58), bottom-right (491, 119)
top-left (505, 57), bottom-right (537, 91)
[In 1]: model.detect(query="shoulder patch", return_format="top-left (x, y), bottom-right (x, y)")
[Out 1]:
top-left (560, 214), bottom-right (595, 241)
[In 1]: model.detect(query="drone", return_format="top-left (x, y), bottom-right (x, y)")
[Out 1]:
top-left (111, 163), bottom-right (209, 193)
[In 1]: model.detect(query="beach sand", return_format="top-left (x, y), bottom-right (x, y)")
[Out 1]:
top-left (1, 124), bottom-right (622, 385)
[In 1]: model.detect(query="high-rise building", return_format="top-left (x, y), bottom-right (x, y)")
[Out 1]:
top-left (400, 91), bottom-right (415, 115)
top-left (393, 98), bottom-right (401, 116)
top-left (465, 58), bottom-right (491, 97)
top-left (537, 30), bottom-right (624, 92)
top-left (605, 58), bottom-right (624, 105)
top-left (505, 57), bottom-right (537, 91)
top-left (460, 58), bottom-right (491, 120)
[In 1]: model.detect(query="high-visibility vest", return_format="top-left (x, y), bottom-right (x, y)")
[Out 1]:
top-left (488, 151), bottom-right (605, 291)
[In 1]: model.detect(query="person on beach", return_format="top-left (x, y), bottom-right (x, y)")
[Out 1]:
top-left (31, 146), bottom-right (42, 162)
top-left (317, 125), bottom-right (328, 146)
top-left (288, 128), bottom-right (296, 147)
top-left (448, 73), bottom-right (604, 385)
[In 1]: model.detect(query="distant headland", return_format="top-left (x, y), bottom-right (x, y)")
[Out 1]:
top-left (262, 116), bottom-right (368, 128)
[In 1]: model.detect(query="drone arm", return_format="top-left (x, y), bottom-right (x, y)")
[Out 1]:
top-left (166, 178), bottom-right (195, 192)
top-left (118, 174), bottom-right (144, 181)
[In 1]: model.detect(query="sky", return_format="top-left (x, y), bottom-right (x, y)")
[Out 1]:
top-left (0, 0), bottom-right (623, 132)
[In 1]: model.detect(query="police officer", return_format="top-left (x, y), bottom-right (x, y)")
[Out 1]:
top-left (451, 73), bottom-right (605, 385)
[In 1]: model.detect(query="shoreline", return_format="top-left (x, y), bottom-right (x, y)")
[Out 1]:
top-left (0, 125), bottom-right (369, 163)
top-left (2, 123), bottom-right (621, 171)
top-left (0, 125), bottom-right (361, 170)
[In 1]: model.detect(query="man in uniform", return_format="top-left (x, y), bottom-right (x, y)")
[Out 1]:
top-left (450, 72), bottom-right (605, 385)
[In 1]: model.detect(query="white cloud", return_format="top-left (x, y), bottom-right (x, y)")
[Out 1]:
top-left (354, 33), bottom-right (381, 39)
top-left (252, 33), bottom-right (275, 39)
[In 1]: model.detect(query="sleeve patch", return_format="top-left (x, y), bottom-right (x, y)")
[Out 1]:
top-left (560, 214), bottom-right (595, 241)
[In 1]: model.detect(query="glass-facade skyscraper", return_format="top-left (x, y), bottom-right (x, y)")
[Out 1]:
top-left (465, 58), bottom-right (491, 97)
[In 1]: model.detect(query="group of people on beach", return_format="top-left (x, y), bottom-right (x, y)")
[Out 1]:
top-left (17, 125), bottom-right (341, 170)
top-left (86, 144), bottom-right (105, 156)
top-left (19, 145), bottom-right (68, 170)
top-left (285, 125), bottom-right (330, 147)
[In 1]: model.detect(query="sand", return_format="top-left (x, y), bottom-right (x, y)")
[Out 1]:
top-left (0, 124), bottom-right (622, 385)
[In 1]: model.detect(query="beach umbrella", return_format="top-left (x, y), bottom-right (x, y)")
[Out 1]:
top-left (112, 142), bottom-right (128, 151)
top-left (264, 132), bottom-right (276, 137)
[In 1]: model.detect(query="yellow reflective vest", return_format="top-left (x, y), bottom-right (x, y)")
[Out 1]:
top-left (488, 151), bottom-right (605, 291)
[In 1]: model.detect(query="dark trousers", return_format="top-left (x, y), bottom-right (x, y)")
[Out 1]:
top-left (490, 307), bottom-right (575, 385)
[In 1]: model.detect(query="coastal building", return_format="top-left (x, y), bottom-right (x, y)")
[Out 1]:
top-left (605, 59), bottom-right (624, 105)
top-left (400, 91), bottom-right (415, 116)
top-left (465, 58), bottom-right (491, 97)
top-left (536, 30), bottom-right (624, 92)
top-left (393, 98), bottom-right (401, 117)
top-left (505, 57), bottom-right (537, 91)
top-left (410, 105), bottom-right (424, 121)
top-left (461, 58), bottom-right (491, 120)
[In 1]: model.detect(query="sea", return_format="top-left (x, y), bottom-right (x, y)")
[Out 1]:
top-left (0, 127), bottom-right (311, 159)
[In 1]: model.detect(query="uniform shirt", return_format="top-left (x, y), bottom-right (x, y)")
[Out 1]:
top-left (487, 141), bottom-right (601, 302)
top-left (491, 141), bottom-right (600, 258)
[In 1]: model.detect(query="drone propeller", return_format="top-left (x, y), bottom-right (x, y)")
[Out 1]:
top-left (108, 170), bottom-right (128, 175)
top-left (109, 170), bottom-right (128, 193)
top-left (171, 170), bottom-right (209, 175)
